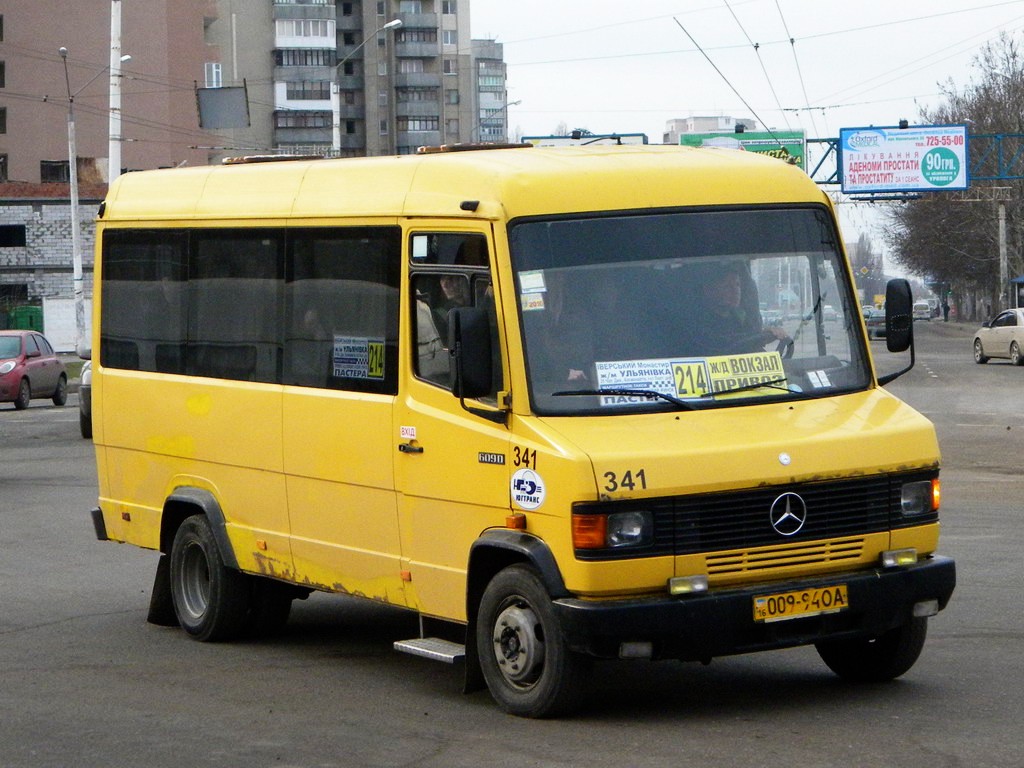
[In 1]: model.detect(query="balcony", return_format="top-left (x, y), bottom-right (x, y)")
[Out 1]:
top-left (395, 40), bottom-right (440, 59)
top-left (395, 72), bottom-right (441, 89)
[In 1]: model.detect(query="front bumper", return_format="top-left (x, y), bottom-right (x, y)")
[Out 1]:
top-left (554, 555), bottom-right (955, 661)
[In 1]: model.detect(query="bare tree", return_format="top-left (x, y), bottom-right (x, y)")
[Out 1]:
top-left (887, 33), bottom-right (1024, 319)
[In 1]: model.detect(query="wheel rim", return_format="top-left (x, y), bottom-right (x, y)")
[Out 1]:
top-left (1013, 344), bottom-right (1020, 363)
top-left (491, 598), bottom-right (546, 688)
top-left (178, 541), bottom-right (211, 622)
top-left (975, 340), bottom-right (983, 360)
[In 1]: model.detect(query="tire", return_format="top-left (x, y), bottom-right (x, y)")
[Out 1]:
top-left (169, 514), bottom-right (251, 642)
top-left (1012, 342), bottom-right (1024, 366)
top-left (14, 378), bottom-right (30, 410)
top-left (973, 338), bottom-right (989, 364)
top-left (815, 616), bottom-right (928, 683)
top-left (52, 374), bottom-right (68, 406)
top-left (476, 564), bottom-right (590, 718)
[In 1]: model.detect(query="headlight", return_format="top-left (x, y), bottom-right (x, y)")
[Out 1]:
top-left (606, 511), bottom-right (653, 548)
top-left (0, 360), bottom-right (16, 375)
top-left (573, 510), bottom-right (653, 549)
top-left (901, 479), bottom-right (939, 516)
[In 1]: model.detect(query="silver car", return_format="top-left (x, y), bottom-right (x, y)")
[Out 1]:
top-left (973, 309), bottom-right (1024, 365)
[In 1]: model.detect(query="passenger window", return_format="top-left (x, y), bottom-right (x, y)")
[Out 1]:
top-left (285, 227), bottom-right (401, 395)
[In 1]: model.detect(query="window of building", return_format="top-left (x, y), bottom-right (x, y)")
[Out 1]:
top-left (377, 60), bottom-right (388, 76)
top-left (445, 89), bottom-right (459, 104)
top-left (442, 1), bottom-right (457, 14)
top-left (275, 19), bottom-right (335, 37)
top-left (398, 87), bottom-right (438, 102)
top-left (0, 225), bottom-right (26, 247)
top-left (399, 1), bottom-right (423, 12)
top-left (276, 49), bottom-right (337, 67)
top-left (380, 120), bottom-right (389, 135)
top-left (341, 2), bottom-right (353, 16)
top-left (274, 110), bottom-right (332, 129)
top-left (0, 106), bottom-right (6, 134)
top-left (0, 15), bottom-right (4, 42)
top-left (443, 58), bottom-right (457, 75)
top-left (343, 60), bottom-right (355, 76)
top-left (377, 2), bottom-right (385, 15)
top-left (204, 62), bottom-right (222, 88)
top-left (442, 30), bottom-right (457, 46)
top-left (397, 28), bottom-right (437, 43)
top-left (40, 160), bottom-right (71, 183)
top-left (0, 154), bottom-right (7, 182)
top-left (286, 80), bottom-right (331, 100)
top-left (378, 90), bottom-right (388, 107)
top-left (346, 120), bottom-right (356, 134)
top-left (399, 59), bottom-right (424, 74)
top-left (0, 61), bottom-right (5, 88)
top-left (446, 118), bottom-right (459, 135)
top-left (398, 117), bottom-right (439, 132)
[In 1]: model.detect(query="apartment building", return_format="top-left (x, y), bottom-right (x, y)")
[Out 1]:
top-left (0, 1), bottom-right (506, 337)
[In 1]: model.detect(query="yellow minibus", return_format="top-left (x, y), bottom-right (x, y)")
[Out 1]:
top-left (89, 144), bottom-right (955, 717)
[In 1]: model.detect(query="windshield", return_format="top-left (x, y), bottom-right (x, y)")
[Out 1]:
top-left (0, 336), bottom-right (22, 359)
top-left (510, 206), bottom-right (871, 415)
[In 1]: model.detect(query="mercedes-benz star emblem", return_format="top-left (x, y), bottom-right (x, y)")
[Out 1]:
top-left (769, 492), bottom-right (808, 536)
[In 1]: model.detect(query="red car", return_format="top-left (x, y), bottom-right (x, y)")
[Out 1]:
top-left (0, 330), bottom-right (68, 410)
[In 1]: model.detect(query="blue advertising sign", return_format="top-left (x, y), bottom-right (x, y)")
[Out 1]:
top-left (839, 125), bottom-right (969, 194)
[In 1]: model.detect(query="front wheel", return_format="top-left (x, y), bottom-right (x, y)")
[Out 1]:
top-left (974, 338), bottom-right (989, 364)
top-left (14, 378), bottom-right (30, 410)
top-left (815, 616), bottom-right (928, 683)
top-left (476, 564), bottom-right (590, 718)
top-left (169, 514), bottom-right (251, 642)
top-left (1012, 341), bottom-right (1023, 366)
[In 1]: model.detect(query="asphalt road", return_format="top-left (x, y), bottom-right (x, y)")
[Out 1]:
top-left (1, 319), bottom-right (1021, 768)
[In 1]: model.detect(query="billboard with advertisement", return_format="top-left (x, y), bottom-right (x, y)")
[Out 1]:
top-left (839, 125), bottom-right (969, 194)
top-left (678, 131), bottom-right (805, 169)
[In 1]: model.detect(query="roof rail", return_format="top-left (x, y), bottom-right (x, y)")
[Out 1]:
top-left (416, 142), bottom-right (532, 155)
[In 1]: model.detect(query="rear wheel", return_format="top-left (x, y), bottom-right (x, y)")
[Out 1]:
top-left (815, 616), bottom-right (928, 683)
top-left (169, 514), bottom-right (250, 642)
top-left (52, 374), bottom-right (68, 406)
top-left (973, 338), bottom-right (989, 364)
top-left (1012, 341), bottom-right (1023, 366)
top-left (14, 378), bottom-right (30, 410)
top-left (476, 564), bottom-right (589, 718)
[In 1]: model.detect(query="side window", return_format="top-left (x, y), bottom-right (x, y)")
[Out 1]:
top-left (409, 232), bottom-right (498, 395)
top-left (101, 231), bottom-right (188, 372)
top-left (285, 227), bottom-right (400, 394)
top-left (190, 232), bottom-right (284, 383)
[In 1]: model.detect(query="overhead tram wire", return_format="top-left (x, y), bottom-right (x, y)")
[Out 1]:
top-left (672, 17), bottom-right (788, 153)
top-left (723, 0), bottom-right (792, 132)
top-left (773, 0), bottom-right (823, 138)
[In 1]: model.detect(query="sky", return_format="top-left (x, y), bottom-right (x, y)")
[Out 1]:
top-left (469, 0), bottom-right (1024, 260)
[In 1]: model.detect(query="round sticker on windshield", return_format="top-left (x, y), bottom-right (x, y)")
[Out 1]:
top-left (511, 468), bottom-right (546, 510)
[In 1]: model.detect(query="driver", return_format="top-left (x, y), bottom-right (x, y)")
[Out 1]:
top-left (698, 262), bottom-right (789, 355)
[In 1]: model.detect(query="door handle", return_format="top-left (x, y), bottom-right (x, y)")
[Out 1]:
top-left (398, 442), bottom-right (424, 454)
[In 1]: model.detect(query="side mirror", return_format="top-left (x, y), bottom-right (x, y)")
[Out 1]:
top-left (885, 278), bottom-right (914, 353)
top-left (447, 307), bottom-right (493, 400)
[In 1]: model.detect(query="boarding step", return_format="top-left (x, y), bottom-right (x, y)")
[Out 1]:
top-left (394, 637), bottom-right (466, 664)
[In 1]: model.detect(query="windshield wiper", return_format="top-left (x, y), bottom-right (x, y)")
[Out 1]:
top-left (554, 377), bottom-right (796, 409)
top-left (552, 388), bottom-right (697, 410)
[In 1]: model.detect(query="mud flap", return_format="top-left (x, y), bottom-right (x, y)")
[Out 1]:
top-left (146, 553), bottom-right (179, 627)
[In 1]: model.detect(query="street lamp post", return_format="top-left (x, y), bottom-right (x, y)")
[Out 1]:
top-left (331, 18), bottom-right (402, 154)
top-left (59, 46), bottom-right (131, 355)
